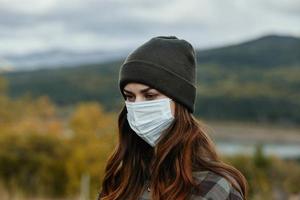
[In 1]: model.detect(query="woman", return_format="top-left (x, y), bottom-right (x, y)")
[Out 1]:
top-left (98, 36), bottom-right (248, 200)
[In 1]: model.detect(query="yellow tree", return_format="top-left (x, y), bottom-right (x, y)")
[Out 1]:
top-left (66, 101), bottom-right (117, 197)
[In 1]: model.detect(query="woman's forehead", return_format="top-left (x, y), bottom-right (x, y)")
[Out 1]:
top-left (124, 83), bottom-right (158, 92)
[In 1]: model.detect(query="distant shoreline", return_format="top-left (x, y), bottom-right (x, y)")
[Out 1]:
top-left (200, 119), bottom-right (300, 144)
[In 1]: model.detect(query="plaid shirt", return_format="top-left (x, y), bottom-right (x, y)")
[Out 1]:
top-left (139, 170), bottom-right (244, 200)
top-left (97, 170), bottom-right (244, 200)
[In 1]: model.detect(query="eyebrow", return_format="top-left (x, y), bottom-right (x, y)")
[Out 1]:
top-left (123, 87), bottom-right (155, 94)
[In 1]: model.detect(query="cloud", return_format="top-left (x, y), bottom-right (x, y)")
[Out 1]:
top-left (0, 0), bottom-right (299, 55)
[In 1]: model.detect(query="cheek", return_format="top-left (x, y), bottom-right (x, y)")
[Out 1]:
top-left (170, 102), bottom-right (175, 116)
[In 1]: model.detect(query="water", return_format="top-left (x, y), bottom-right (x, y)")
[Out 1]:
top-left (216, 140), bottom-right (300, 159)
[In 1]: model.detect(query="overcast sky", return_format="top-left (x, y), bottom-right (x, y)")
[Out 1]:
top-left (0, 0), bottom-right (299, 56)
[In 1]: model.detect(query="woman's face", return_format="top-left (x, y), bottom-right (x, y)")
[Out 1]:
top-left (123, 82), bottom-right (175, 116)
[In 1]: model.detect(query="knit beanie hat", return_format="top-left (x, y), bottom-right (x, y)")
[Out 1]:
top-left (118, 36), bottom-right (197, 113)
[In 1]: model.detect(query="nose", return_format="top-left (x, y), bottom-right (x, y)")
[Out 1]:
top-left (134, 95), bottom-right (144, 102)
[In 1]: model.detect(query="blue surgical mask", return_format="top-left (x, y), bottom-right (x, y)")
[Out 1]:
top-left (125, 98), bottom-right (175, 147)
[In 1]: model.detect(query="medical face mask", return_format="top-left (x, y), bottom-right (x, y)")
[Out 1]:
top-left (125, 98), bottom-right (175, 147)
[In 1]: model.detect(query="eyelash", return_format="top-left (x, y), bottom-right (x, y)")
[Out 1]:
top-left (145, 94), bottom-right (157, 99)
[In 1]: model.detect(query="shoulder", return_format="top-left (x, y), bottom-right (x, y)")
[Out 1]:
top-left (190, 170), bottom-right (244, 200)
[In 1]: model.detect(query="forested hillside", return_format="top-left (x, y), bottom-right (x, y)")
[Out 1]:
top-left (2, 34), bottom-right (300, 123)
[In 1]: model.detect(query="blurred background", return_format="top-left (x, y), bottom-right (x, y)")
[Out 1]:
top-left (0, 0), bottom-right (300, 199)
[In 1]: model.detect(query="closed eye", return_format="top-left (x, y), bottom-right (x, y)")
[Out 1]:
top-left (125, 95), bottom-right (134, 100)
top-left (145, 94), bottom-right (158, 99)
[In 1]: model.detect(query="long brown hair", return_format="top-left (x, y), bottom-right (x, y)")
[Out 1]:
top-left (99, 102), bottom-right (248, 200)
